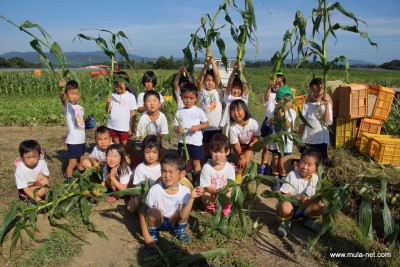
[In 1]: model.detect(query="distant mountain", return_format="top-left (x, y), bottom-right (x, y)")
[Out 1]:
top-left (0, 51), bottom-right (156, 67)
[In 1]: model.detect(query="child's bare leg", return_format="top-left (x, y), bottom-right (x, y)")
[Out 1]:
top-left (277, 201), bottom-right (294, 218)
top-left (202, 192), bottom-right (216, 207)
top-left (147, 208), bottom-right (163, 227)
top-left (271, 153), bottom-right (279, 176)
top-left (81, 158), bottom-right (92, 169)
top-left (66, 158), bottom-right (78, 178)
top-left (112, 137), bottom-right (120, 144)
top-left (77, 155), bottom-right (85, 171)
top-left (260, 147), bottom-right (269, 174)
top-left (35, 172), bottom-right (49, 198)
top-left (304, 201), bottom-right (325, 217)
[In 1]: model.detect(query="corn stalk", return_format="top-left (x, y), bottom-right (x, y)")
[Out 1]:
top-left (1, 16), bottom-right (69, 78)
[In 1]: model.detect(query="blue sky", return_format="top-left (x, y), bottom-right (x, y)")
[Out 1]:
top-left (0, 0), bottom-right (399, 64)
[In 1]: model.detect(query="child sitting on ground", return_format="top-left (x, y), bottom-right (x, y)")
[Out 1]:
top-left (276, 147), bottom-right (325, 237)
top-left (139, 153), bottom-right (203, 251)
top-left (126, 135), bottom-right (162, 213)
top-left (136, 90), bottom-right (169, 141)
top-left (137, 71), bottom-right (164, 113)
top-left (15, 140), bottom-right (50, 203)
top-left (200, 134), bottom-right (235, 229)
top-left (82, 126), bottom-right (112, 169)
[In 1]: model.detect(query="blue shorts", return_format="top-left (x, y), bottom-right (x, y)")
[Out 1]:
top-left (260, 116), bottom-right (274, 137)
top-left (202, 129), bottom-right (222, 143)
top-left (156, 218), bottom-right (175, 230)
top-left (67, 143), bottom-right (86, 158)
top-left (178, 143), bottom-right (204, 160)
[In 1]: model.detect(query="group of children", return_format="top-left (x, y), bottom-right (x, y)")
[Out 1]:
top-left (14, 50), bottom-right (333, 250)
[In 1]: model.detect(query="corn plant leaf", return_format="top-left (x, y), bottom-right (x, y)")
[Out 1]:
top-left (176, 248), bottom-right (232, 267)
top-left (251, 133), bottom-right (278, 152)
top-left (332, 23), bottom-right (377, 47)
top-left (50, 42), bottom-right (67, 65)
top-left (30, 39), bottom-right (54, 73)
top-left (297, 106), bottom-right (313, 129)
top-left (80, 196), bottom-right (91, 222)
top-left (330, 2), bottom-right (365, 25)
top-left (359, 191), bottom-right (373, 246)
top-left (27, 209), bottom-right (38, 230)
top-left (18, 20), bottom-right (51, 41)
top-left (261, 190), bottom-right (301, 206)
top-left (0, 205), bottom-right (18, 244)
top-left (10, 221), bottom-right (22, 251)
top-left (107, 186), bottom-right (144, 198)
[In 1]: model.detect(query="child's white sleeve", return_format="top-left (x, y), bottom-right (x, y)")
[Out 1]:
top-left (253, 119), bottom-right (261, 137)
top-left (15, 166), bottom-right (28, 189)
top-left (227, 164), bottom-right (236, 182)
top-left (199, 109), bottom-right (208, 123)
top-left (119, 170), bottom-right (132, 185)
top-left (136, 116), bottom-right (145, 138)
top-left (41, 160), bottom-right (50, 176)
top-left (129, 94), bottom-right (138, 110)
top-left (137, 93), bottom-right (144, 108)
top-left (159, 93), bottom-right (164, 104)
top-left (180, 186), bottom-right (191, 205)
top-left (326, 102), bottom-right (333, 126)
top-left (230, 126), bottom-right (239, 144)
top-left (133, 165), bottom-right (144, 185)
top-left (299, 104), bottom-right (308, 126)
top-left (280, 171), bottom-right (295, 195)
top-left (160, 114), bottom-right (169, 135)
top-left (200, 163), bottom-right (211, 188)
top-left (173, 111), bottom-right (179, 127)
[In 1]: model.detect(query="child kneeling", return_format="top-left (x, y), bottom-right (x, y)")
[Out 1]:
top-left (276, 148), bottom-right (325, 237)
top-left (140, 153), bottom-right (203, 250)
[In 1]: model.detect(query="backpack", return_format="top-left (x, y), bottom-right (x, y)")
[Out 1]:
top-left (85, 114), bottom-right (96, 130)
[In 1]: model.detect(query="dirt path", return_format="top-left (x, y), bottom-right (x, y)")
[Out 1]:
top-left (0, 126), bottom-right (325, 266)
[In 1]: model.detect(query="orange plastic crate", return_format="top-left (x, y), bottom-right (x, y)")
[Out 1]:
top-left (336, 84), bottom-right (368, 119)
top-left (293, 95), bottom-right (307, 114)
top-left (371, 86), bottom-right (395, 121)
top-left (358, 133), bottom-right (392, 156)
top-left (335, 117), bottom-right (357, 147)
top-left (355, 118), bottom-right (382, 146)
top-left (371, 137), bottom-right (400, 165)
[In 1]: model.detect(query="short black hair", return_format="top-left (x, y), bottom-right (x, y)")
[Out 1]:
top-left (180, 82), bottom-right (198, 97)
top-left (114, 71), bottom-right (130, 84)
top-left (229, 99), bottom-right (251, 122)
top-left (232, 75), bottom-right (243, 90)
top-left (160, 153), bottom-right (186, 171)
top-left (209, 133), bottom-right (230, 153)
top-left (142, 71), bottom-right (157, 87)
top-left (141, 135), bottom-right (162, 158)
top-left (143, 90), bottom-right (161, 102)
top-left (309, 78), bottom-right (324, 90)
top-left (95, 126), bottom-right (110, 137)
top-left (276, 73), bottom-right (286, 85)
top-left (19, 140), bottom-right (41, 157)
top-left (65, 80), bottom-right (78, 93)
top-left (301, 147), bottom-right (323, 167)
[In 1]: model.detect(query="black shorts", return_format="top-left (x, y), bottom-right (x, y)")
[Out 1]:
top-left (202, 129), bottom-right (222, 143)
top-left (269, 150), bottom-right (291, 157)
top-left (67, 143), bottom-right (86, 158)
top-left (178, 143), bottom-right (204, 160)
top-left (260, 116), bottom-right (274, 137)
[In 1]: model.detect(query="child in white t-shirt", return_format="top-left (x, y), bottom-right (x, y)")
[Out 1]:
top-left (220, 63), bottom-right (249, 130)
top-left (174, 83), bottom-right (209, 187)
top-left (267, 86), bottom-right (297, 191)
top-left (15, 140), bottom-right (50, 203)
top-left (126, 135), bottom-right (162, 213)
top-left (82, 126), bottom-right (112, 169)
top-left (200, 134), bottom-right (235, 230)
top-left (173, 65), bottom-right (195, 110)
top-left (277, 148), bottom-right (325, 237)
top-left (137, 71), bottom-right (164, 113)
top-left (197, 49), bottom-right (223, 159)
top-left (229, 99), bottom-right (261, 184)
top-left (102, 144), bottom-right (132, 202)
top-left (59, 79), bottom-right (86, 184)
top-left (139, 153), bottom-right (203, 252)
top-left (298, 78), bottom-right (333, 161)
top-left (136, 90), bottom-right (169, 141)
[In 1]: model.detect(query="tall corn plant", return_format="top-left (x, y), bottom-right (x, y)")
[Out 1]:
top-left (291, 0), bottom-right (377, 94)
top-left (74, 30), bottom-right (133, 112)
top-left (1, 16), bottom-right (69, 78)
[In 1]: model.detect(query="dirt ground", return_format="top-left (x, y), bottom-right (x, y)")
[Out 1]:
top-left (0, 126), bottom-right (326, 266)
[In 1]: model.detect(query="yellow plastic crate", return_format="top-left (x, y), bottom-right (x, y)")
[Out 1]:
top-left (371, 137), bottom-right (400, 165)
top-left (335, 117), bottom-right (357, 147)
top-left (163, 95), bottom-right (173, 102)
top-left (356, 118), bottom-right (382, 146)
top-left (358, 133), bottom-right (392, 156)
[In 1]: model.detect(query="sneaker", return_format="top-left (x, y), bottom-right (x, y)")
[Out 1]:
top-left (64, 177), bottom-right (73, 184)
top-left (259, 163), bottom-right (268, 175)
top-left (277, 220), bottom-right (291, 237)
top-left (272, 182), bottom-right (282, 191)
top-left (174, 223), bottom-right (189, 243)
top-left (302, 217), bottom-right (321, 233)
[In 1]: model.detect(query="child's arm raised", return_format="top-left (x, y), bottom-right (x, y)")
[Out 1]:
top-left (210, 56), bottom-right (222, 89)
top-left (197, 59), bottom-right (211, 93)
top-left (237, 63), bottom-right (249, 96)
top-left (225, 67), bottom-right (236, 96)
top-left (59, 79), bottom-right (67, 108)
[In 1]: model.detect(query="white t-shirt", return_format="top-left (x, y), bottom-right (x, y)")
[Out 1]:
top-left (133, 162), bottom-right (161, 187)
top-left (64, 102), bottom-right (85, 144)
top-left (137, 91), bottom-right (165, 109)
top-left (107, 91), bottom-right (138, 132)
top-left (230, 118), bottom-right (261, 145)
top-left (136, 112), bottom-right (169, 140)
top-left (89, 145), bottom-right (107, 165)
top-left (175, 88), bottom-right (185, 110)
top-left (280, 169), bottom-right (319, 197)
top-left (15, 159), bottom-right (49, 189)
top-left (200, 160), bottom-right (236, 190)
top-left (102, 165), bottom-right (132, 185)
top-left (269, 108), bottom-right (297, 153)
top-left (145, 182), bottom-right (190, 218)
top-left (173, 106), bottom-right (208, 146)
top-left (301, 102), bottom-right (333, 145)
top-left (199, 88), bottom-right (223, 131)
top-left (263, 92), bottom-right (277, 119)
top-left (220, 94), bottom-right (249, 128)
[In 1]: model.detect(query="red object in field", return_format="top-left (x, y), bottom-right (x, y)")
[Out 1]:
top-left (90, 70), bottom-right (107, 78)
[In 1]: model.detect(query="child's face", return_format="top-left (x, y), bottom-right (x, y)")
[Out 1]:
top-left (96, 132), bottom-right (112, 151)
top-left (182, 91), bottom-right (198, 108)
top-left (310, 84), bottom-right (323, 102)
top-left (114, 82), bottom-right (127, 94)
top-left (144, 81), bottom-right (154, 90)
top-left (66, 88), bottom-right (80, 105)
top-left (22, 151), bottom-right (40, 169)
top-left (210, 148), bottom-right (230, 164)
top-left (274, 77), bottom-right (285, 89)
top-left (204, 74), bottom-right (216, 90)
top-left (231, 86), bottom-right (242, 97)
top-left (144, 95), bottom-right (161, 113)
top-left (276, 98), bottom-right (293, 109)
top-left (298, 155), bottom-right (318, 178)
top-left (161, 163), bottom-right (185, 188)
top-left (230, 107), bottom-right (246, 124)
top-left (143, 147), bottom-right (159, 165)
top-left (106, 149), bottom-right (121, 168)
